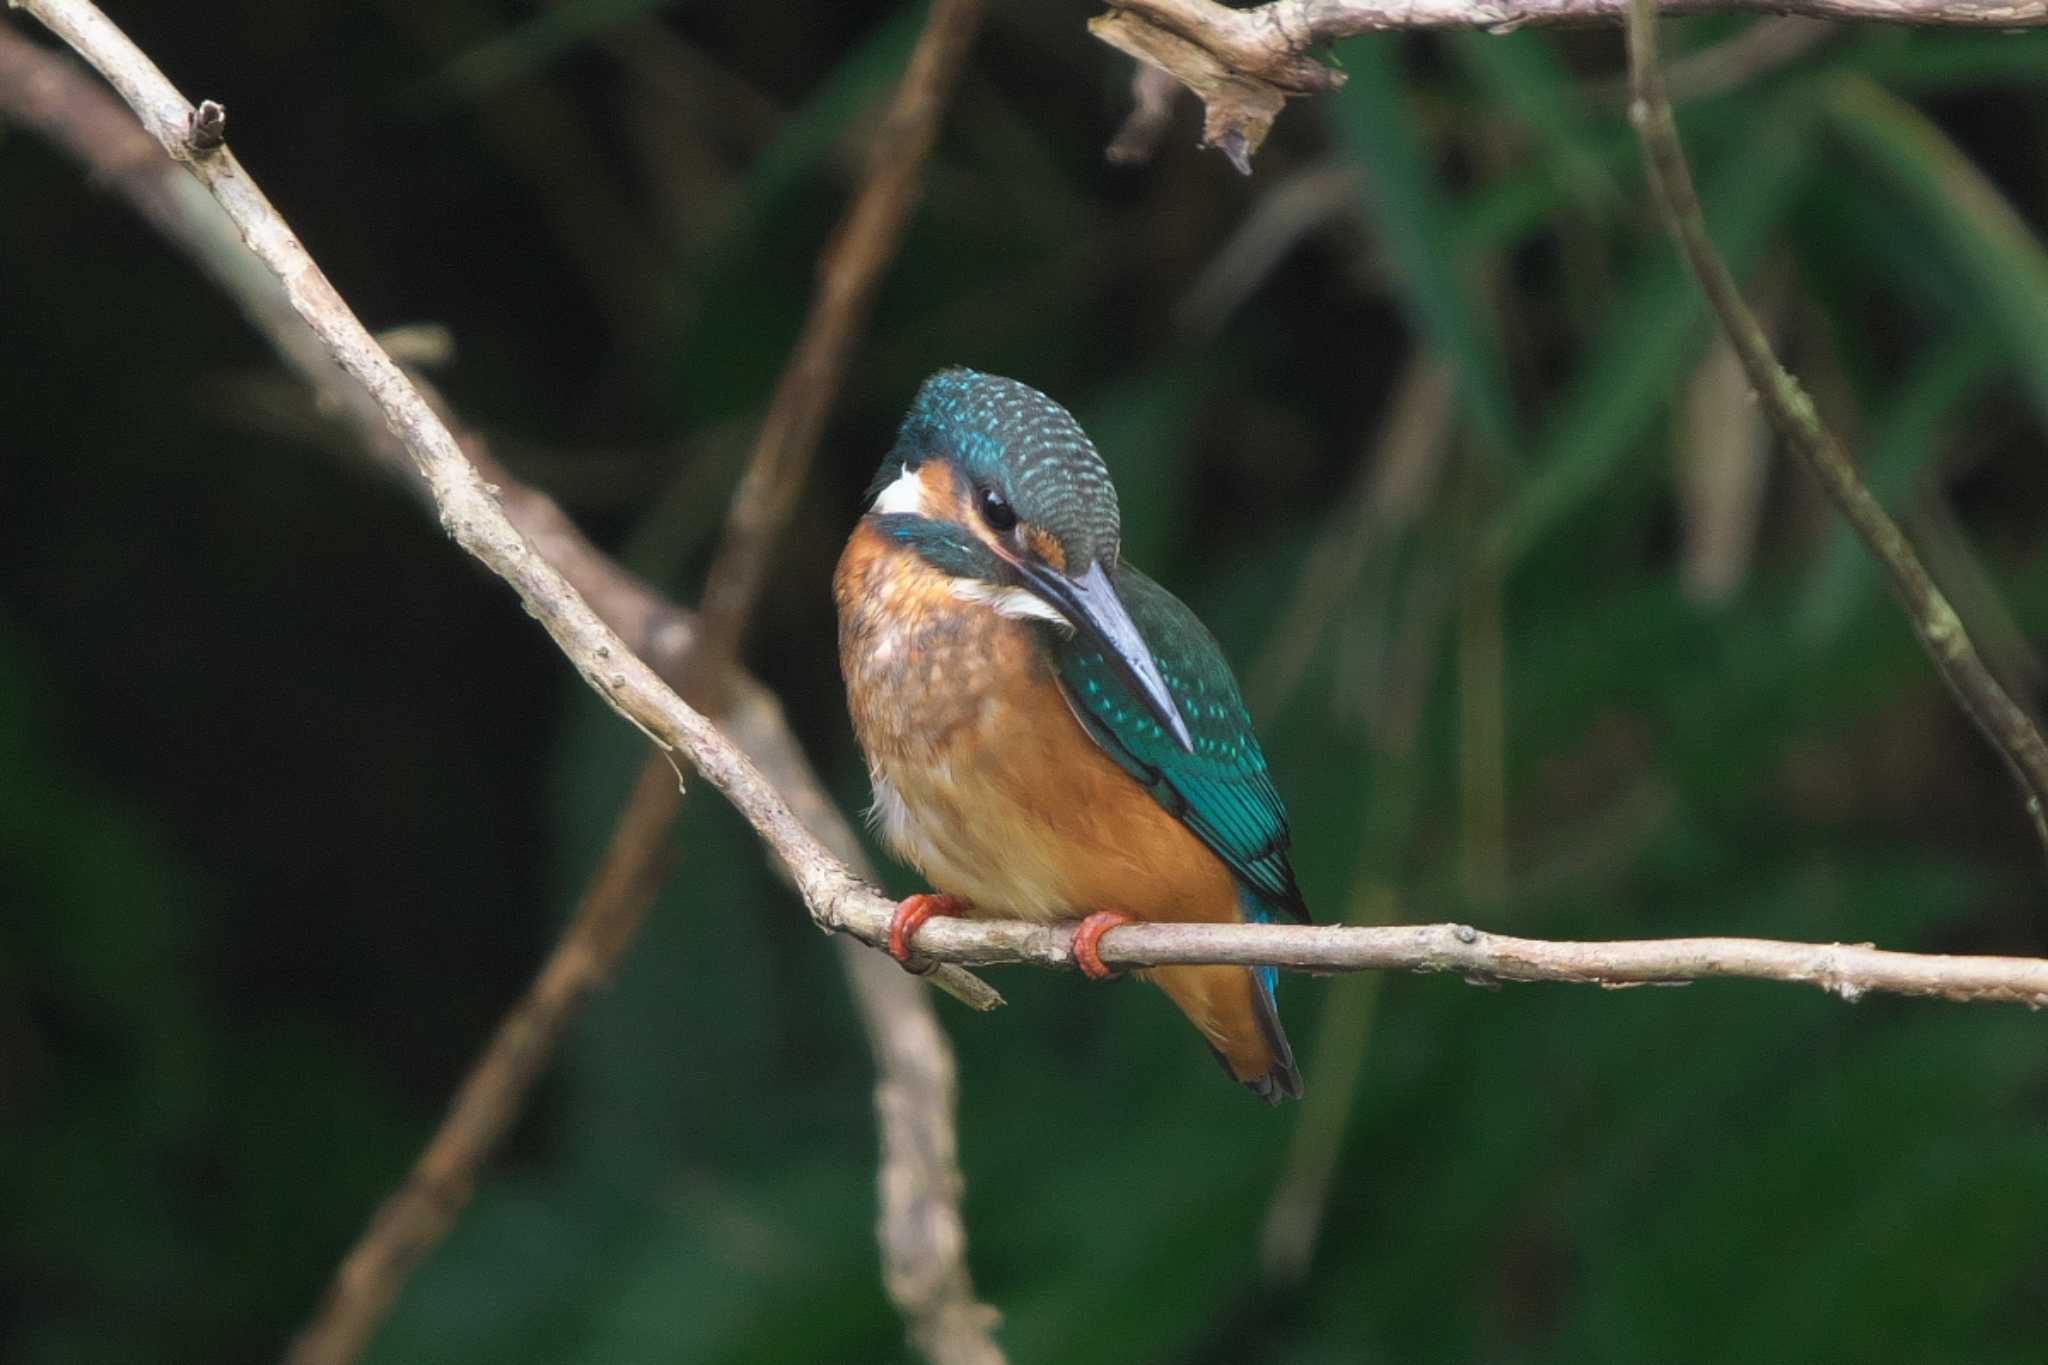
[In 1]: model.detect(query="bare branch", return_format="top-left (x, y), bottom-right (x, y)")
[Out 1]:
top-left (1622, 0), bottom-right (2048, 855)
top-left (895, 918), bottom-right (2048, 1007)
top-left (1091, 0), bottom-right (2046, 168)
top-left (0, 16), bottom-right (1000, 1363)
top-left (3, 0), bottom-right (1000, 1001)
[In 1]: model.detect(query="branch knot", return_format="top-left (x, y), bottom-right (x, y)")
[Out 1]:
top-left (183, 98), bottom-right (224, 156)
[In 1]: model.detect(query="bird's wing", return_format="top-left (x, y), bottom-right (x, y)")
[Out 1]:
top-left (1052, 563), bottom-right (1309, 922)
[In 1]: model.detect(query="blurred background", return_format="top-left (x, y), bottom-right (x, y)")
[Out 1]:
top-left (5, 2), bottom-right (2048, 1361)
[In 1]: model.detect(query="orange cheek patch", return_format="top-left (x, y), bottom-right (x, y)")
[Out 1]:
top-left (918, 460), bottom-right (962, 512)
top-left (1023, 526), bottom-right (1066, 572)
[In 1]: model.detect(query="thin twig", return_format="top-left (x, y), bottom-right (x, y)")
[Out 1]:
top-left (0, 17), bottom-right (1000, 1363)
top-left (287, 760), bottom-right (683, 1365)
top-left (1621, 0), bottom-right (2048, 855)
top-left (1091, 0), bottom-right (2043, 169)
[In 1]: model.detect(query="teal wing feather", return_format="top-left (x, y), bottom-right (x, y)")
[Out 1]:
top-left (1052, 564), bottom-right (1308, 923)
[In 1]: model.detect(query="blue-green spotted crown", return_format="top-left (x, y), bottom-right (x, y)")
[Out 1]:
top-left (888, 368), bottom-right (1122, 569)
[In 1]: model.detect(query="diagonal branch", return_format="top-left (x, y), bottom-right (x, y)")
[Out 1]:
top-left (693, 0), bottom-right (983, 691)
top-left (1622, 0), bottom-right (2048, 855)
top-left (533, 3), bottom-right (994, 1359)
top-left (287, 759), bottom-right (682, 1365)
top-left (1090, 0), bottom-right (2048, 170)
top-left (0, 16), bottom-right (999, 1364)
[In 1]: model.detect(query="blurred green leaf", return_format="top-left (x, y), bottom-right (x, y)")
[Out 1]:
top-left (1448, 32), bottom-right (1621, 215)
top-left (1077, 360), bottom-right (1212, 569)
top-left (1838, 29), bottom-right (2048, 95)
top-left (429, 0), bottom-right (686, 100)
top-left (1329, 38), bottom-right (1522, 459)
top-left (1822, 75), bottom-right (2048, 430)
top-left (1491, 105), bottom-right (1810, 564)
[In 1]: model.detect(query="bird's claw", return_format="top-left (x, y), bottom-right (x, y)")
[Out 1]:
top-left (887, 893), bottom-right (968, 966)
top-left (1071, 911), bottom-right (1136, 981)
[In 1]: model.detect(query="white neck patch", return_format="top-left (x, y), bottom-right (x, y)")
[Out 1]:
top-left (870, 462), bottom-right (926, 517)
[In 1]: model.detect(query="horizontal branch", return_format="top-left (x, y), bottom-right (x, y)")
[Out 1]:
top-left (1091, 0), bottom-right (2046, 169)
top-left (1113, 0), bottom-right (2044, 45)
top-left (893, 917), bottom-right (2048, 1008)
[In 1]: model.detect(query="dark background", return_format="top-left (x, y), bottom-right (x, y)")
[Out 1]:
top-left (5, 2), bottom-right (2048, 1361)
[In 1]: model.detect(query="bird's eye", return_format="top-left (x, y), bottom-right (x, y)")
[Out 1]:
top-left (978, 487), bottom-right (1018, 533)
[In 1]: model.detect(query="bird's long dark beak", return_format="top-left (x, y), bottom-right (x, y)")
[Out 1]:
top-left (1014, 558), bottom-right (1195, 755)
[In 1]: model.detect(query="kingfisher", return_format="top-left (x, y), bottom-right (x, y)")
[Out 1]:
top-left (834, 369), bottom-right (1307, 1102)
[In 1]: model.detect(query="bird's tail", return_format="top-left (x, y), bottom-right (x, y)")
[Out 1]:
top-left (1145, 963), bottom-right (1303, 1103)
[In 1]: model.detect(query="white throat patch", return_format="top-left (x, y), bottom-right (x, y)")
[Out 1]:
top-left (950, 579), bottom-right (1071, 629)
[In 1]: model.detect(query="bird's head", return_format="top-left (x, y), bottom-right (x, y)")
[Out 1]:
top-left (864, 368), bottom-right (1193, 753)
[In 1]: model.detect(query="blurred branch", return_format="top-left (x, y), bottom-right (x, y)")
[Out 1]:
top-left (1251, 356), bottom-right (1455, 713)
top-left (0, 12), bottom-right (1000, 1365)
top-left (1623, 0), bottom-right (2048, 855)
top-left (1090, 0), bottom-right (2043, 169)
top-left (0, 21), bottom-right (1000, 1018)
top-left (1675, 322), bottom-right (1774, 605)
top-left (559, 3), bottom-right (997, 1361)
top-left (1104, 60), bottom-right (1182, 164)
top-left (1174, 162), bottom-right (1362, 335)
top-left (379, 0), bottom-right (665, 340)
top-left (1261, 522), bottom-right (1449, 1283)
top-left (290, 758), bottom-right (682, 1365)
top-left (692, 0), bottom-right (984, 690)
top-left (1591, 17), bottom-right (1836, 103)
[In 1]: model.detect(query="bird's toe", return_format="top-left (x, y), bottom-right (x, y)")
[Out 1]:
top-left (887, 893), bottom-right (968, 965)
top-left (1070, 910), bottom-right (1136, 980)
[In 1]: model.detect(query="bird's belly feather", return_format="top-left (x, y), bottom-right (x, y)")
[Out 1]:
top-left (835, 525), bottom-right (1240, 927)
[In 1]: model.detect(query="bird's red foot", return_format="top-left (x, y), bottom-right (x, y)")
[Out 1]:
top-left (1071, 911), bottom-right (1136, 981)
top-left (888, 893), bottom-right (969, 966)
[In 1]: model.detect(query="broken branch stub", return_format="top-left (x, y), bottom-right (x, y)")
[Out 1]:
top-left (1090, 9), bottom-right (1342, 173)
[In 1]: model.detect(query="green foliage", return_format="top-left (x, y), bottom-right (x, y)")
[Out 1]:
top-left (1330, 39), bottom-right (1522, 459)
top-left (3, 6), bottom-right (2046, 1365)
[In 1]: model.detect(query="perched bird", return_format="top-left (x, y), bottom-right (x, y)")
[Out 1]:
top-left (834, 369), bottom-right (1307, 1102)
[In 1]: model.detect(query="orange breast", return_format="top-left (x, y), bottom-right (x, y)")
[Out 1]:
top-left (833, 522), bottom-right (1241, 929)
